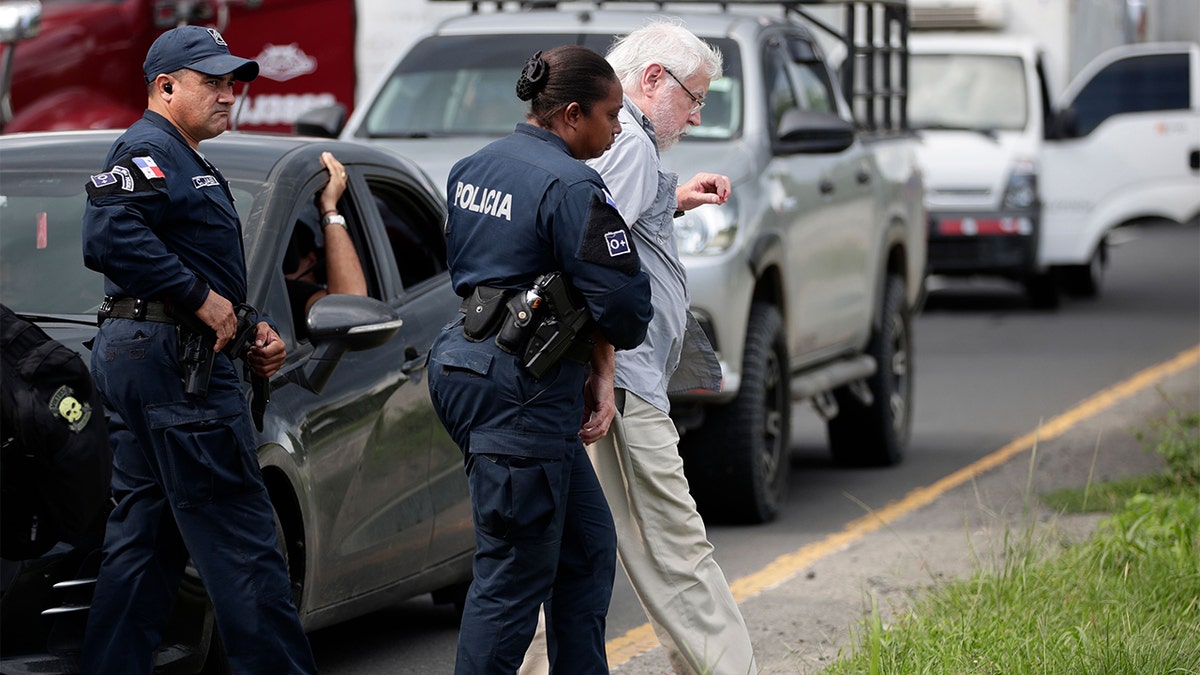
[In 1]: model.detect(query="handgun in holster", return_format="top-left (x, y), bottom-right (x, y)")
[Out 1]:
top-left (172, 305), bottom-right (270, 428)
top-left (172, 310), bottom-right (218, 398)
top-left (519, 273), bottom-right (594, 380)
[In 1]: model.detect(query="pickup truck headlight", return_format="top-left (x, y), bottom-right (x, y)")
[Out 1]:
top-left (674, 198), bottom-right (738, 255)
top-left (1001, 160), bottom-right (1039, 210)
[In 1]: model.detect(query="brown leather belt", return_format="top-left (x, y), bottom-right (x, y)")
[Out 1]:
top-left (98, 296), bottom-right (176, 324)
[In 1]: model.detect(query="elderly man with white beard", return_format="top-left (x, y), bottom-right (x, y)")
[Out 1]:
top-left (523, 19), bottom-right (758, 675)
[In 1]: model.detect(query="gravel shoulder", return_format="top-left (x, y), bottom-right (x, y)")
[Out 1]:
top-left (614, 358), bottom-right (1199, 675)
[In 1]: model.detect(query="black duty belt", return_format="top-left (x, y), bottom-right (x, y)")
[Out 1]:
top-left (459, 287), bottom-right (593, 367)
top-left (98, 296), bottom-right (176, 324)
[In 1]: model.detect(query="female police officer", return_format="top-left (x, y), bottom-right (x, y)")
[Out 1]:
top-left (428, 46), bottom-right (652, 674)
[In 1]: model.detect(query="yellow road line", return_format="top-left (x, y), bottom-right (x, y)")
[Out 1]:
top-left (607, 344), bottom-right (1200, 666)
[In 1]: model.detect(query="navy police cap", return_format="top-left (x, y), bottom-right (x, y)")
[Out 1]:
top-left (143, 25), bottom-right (259, 83)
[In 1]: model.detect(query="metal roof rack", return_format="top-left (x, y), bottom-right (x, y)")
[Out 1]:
top-left (429, 0), bottom-right (909, 134)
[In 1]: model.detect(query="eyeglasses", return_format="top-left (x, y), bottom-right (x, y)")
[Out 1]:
top-left (662, 66), bottom-right (705, 114)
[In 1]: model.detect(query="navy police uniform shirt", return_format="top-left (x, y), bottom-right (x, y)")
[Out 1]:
top-left (445, 123), bottom-right (652, 352)
top-left (82, 111), bottom-right (246, 312)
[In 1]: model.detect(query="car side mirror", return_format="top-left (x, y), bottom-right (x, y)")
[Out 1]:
top-left (775, 109), bottom-right (856, 154)
top-left (297, 294), bottom-right (402, 393)
top-left (294, 103), bottom-right (347, 138)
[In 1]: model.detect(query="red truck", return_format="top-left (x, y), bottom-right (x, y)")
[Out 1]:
top-left (0, 0), bottom-right (355, 134)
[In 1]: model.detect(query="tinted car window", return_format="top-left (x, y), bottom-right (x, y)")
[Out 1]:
top-left (785, 38), bottom-right (836, 115)
top-left (279, 181), bottom-right (378, 345)
top-left (765, 41), bottom-right (800, 136)
top-left (0, 168), bottom-right (258, 315)
top-left (367, 178), bottom-right (448, 291)
top-left (0, 169), bottom-right (101, 314)
top-left (1070, 53), bottom-right (1190, 136)
top-left (360, 33), bottom-right (742, 141)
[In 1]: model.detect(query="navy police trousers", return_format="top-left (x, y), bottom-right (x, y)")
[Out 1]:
top-left (429, 322), bottom-right (617, 675)
top-left (81, 318), bottom-right (315, 674)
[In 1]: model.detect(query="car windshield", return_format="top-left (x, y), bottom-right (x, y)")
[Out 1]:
top-left (359, 33), bottom-right (742, 141)
top-left (909, 53), bottom-right (1028, 132)
top-left (0, 167), bottom-right (263, 315)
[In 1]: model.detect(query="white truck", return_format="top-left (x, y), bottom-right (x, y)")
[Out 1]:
top-left (907, 0), bottom-right (1200, 306)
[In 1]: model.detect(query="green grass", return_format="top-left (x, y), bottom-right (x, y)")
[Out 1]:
top-left (822, 408), bottom-right (1200, 675)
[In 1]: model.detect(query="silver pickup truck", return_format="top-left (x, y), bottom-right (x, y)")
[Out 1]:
top-left (303, 0), bottom-right (926, 523)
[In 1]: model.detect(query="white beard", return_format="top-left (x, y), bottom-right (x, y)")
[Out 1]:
top-left (650, 96), bottom-right (687, 152)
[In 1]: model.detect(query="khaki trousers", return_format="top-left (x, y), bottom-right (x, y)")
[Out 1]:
top-left (521, 391), bottom-right (758, 675)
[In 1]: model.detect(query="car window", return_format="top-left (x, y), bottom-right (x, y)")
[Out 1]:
top-left (784, 38), bottom-right (836, 115)
top-left (359, 33), bottom-right (743, 142)
top-left (279, 180), bottom-right (379, 346)
top-left (1068, 52), bottom-right (1190, 136)
top-left (0, 170), bottom-right (102, 314)
top-left (764, 40), bottom-right (801, 137)
top-left (0, 168), bottom-right (256, 315)
top-left (366, 178), bottom-right (447, 293)
top-left (909, 53), bottom-right (1029, 131)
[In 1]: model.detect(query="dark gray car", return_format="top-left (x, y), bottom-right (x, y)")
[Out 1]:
top-left (0, 130), bottom-right (472, 672)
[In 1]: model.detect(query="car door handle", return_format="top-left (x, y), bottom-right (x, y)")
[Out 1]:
top-left (401, 346), bottom-right (428, 375)
top-left (1189, 148), bottom-right (1199, 171)
top-left (856, 169), bottom-right (871, 185)
top-left (819, 179), bottom-right (835, 195)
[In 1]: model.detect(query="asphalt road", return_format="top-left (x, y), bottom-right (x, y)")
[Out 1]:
top-left (308, 220), bottom-right (1200, 674)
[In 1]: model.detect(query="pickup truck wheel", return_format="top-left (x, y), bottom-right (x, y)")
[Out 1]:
top-left (828, 275), bottom-right (912, 467)
top-left (683, 302), bottom-right (789, 524)
top-left (1060, 238), bottom-right (1106, 298)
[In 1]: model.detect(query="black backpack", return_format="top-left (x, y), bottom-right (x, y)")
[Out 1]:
top-left (1, 304), bottom-right (112, 560)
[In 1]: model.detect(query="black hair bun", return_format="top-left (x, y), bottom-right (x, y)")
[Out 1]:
top-left (516, 51), bottom-right (549, 101)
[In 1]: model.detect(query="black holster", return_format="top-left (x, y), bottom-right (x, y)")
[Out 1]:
top-left (170, 305), bottom-right (267, 429)
top-left (518, 273), bottom-right (594, 380)
top-left (461, 275), bottom-right (594, 380)
top-left (172, 312), bottom-right (217, 398)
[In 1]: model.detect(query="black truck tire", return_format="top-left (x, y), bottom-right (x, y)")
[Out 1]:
top-left (827, 275), bottom-right (912, 467)
top-left (1060, 237), bottom-right (1107, 298)
top-left (682, 302), bottom-right (789, 524)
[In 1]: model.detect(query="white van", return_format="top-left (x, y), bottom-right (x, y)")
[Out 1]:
top-left (1041, 42), bottom-right (1200, 297)
top-left (910, 37), bottom-right (1200, 306)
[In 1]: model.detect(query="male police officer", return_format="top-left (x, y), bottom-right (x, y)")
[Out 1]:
top-left (80, 26), bottom-right (316, 674)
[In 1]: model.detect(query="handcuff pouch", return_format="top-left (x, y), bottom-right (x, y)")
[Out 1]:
top-left (461, 286), bottom-right (510, 342)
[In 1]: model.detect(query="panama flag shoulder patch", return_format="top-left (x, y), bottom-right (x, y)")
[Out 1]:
top-left (132, 156), bottom-right (166, 180)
